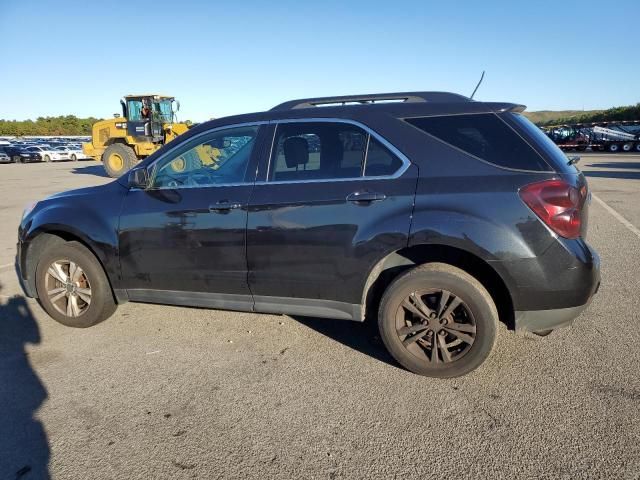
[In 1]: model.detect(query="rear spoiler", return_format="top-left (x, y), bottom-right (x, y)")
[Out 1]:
top-left (486, 102), bottom-right (527, 113)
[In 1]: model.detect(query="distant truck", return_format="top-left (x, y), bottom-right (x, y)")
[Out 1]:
top-left (542, 121), bottom-right (640, 153)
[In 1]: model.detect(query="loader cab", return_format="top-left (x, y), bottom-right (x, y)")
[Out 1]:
top-left (122, 95), bottom-right (177, 142)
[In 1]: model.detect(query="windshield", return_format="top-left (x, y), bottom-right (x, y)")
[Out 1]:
top-left (127, 98), bottom-right (174, 123)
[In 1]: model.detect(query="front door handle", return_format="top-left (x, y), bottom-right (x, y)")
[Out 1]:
top-left (209, 201), bottom-right (243, 213)
top-left (346, 191), bottom-right (386, 203)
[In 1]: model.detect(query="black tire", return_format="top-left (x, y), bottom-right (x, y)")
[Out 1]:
top-left (43, 155), bottom-right (51, 162)
top-left (378, 263), bottom-right (498, 378)
top-left (12, 155), bottom-right (21, 163)
top-left (35, 241), bottom-right (117, 328)
top-left (101, 143), bottom-right (137, 178)
top-left (635, 143), bottom-right (640, 152)
top-left (71, 153), bottom-right (77, 161)
top-left (608, 143), bottom-right (619, 153)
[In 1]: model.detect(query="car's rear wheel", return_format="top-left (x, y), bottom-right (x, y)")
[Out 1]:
top-left (378, 263), bottom-right (498, 377)
top-left (71, 153), bottom-right (77, 161)
top-left (43, 155), bottom-right (51, 162)
top-left (35, 241), bottom-right (117, 327)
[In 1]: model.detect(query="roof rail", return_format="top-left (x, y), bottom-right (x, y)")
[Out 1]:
top-left (271, 91), bottom-right (470, 111)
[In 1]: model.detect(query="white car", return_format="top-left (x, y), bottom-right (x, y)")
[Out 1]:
top-left (25, 145), bottom-right (70, 162)
top-left (64, 145), bottom-right (90, 161)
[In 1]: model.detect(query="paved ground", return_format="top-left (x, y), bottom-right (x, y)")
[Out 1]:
top-left (1, 156), bottom-right (639, 479)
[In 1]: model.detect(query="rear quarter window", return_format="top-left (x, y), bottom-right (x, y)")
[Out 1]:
top-left (506, 113), bottom-right (578, 174)
top-left (406, 113), bottom-right (551, 171)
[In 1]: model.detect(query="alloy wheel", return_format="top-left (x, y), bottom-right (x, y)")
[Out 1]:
top-left (395, 289), bottom-right (476, 364)
top-left (44, 259), bottom-right (92, 317)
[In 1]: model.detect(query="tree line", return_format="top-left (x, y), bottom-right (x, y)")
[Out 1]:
top-left (537, 103), bottom-right (640, 126)
top-left (0, 116), bottom-right (101, 136)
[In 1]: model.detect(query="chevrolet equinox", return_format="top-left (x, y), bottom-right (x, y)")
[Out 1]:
top-left (17, 92), bottom-right (601, 377)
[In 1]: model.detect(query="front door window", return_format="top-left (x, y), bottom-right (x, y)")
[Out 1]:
top-left (149, 126), bottom-right (259, 189)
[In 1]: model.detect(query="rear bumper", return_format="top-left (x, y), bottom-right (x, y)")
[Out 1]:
top-left (513, 244), bottom-right (600, 333)
top-left (514, 295), bottom-right (596, 333)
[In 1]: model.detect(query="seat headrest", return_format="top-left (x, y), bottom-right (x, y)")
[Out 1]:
top-left (283, 137), bottom-right (309, 168)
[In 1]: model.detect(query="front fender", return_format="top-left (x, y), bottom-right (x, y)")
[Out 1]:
top-left (20, 183), bottom-right (125, 292)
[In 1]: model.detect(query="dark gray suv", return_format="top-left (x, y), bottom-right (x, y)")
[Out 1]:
top-left (17, 92), bottom-right (600, 377)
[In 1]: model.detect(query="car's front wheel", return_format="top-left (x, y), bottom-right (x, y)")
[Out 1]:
top-left (35, 241), bottom-right (117, 327)
top-left (378, 263), bottom-right (498, 378)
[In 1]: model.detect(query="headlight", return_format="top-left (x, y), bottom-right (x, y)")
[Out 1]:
top-left (22, 201), bottom-right (38, 219)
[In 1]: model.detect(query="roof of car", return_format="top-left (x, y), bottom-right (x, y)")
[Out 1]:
top-left (182, 91), bottom-right (526, 141)
top-left (270, 91), bottom-right (471, 111)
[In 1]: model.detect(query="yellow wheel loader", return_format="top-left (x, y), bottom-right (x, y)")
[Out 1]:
top-left (82, 94), bottom-right (192, 178)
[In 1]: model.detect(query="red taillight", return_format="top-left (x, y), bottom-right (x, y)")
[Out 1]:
top-left (519, 179), bottom-right (585, 239)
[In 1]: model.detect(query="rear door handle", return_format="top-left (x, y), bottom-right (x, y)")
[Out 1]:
top-left (346, 191), bottom-right (386, 203)
top-left (209, 201), bottom-right (243, 213)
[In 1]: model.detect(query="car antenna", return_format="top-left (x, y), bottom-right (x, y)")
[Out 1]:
top-left (470, 71), bottom-right (485, 100)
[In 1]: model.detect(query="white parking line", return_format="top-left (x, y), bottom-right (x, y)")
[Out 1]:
top-left (592, 194), bottom-right (640, 239)
top-left (0, 262), bottom-right (14, 272)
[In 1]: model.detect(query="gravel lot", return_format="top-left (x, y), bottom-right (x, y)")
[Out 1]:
top-left (1, 156), bottom-right (639, 479)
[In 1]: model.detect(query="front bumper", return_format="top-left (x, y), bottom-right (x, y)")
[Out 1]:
top-left (19, 156), bottom-right (42, 163)
top-left (16, 240), bottom-right (36, 298)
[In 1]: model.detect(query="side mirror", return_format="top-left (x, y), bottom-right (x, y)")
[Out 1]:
top-left (128, 168), bottom-right (149, 189)
top-left (175, 100), bottom-right (180, 111)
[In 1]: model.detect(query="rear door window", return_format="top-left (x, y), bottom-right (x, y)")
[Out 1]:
top-left (364, 137), bottom-right (404, 177)
top-left (269, 122), bottom-right (367, 181)
top-left (406, 113), bottom-right (551, 171)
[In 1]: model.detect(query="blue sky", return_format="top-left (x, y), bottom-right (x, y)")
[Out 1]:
top-left (0, 0), bottom-right (637, 121)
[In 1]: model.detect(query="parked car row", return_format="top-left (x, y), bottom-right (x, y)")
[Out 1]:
top-left (0, 137), bottom-right (92, 164)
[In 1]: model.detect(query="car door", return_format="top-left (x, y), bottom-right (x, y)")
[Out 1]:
top-left (118, 123), bottom-right (268, 311)
top-left (246, 120), bottom-right (418, 320)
